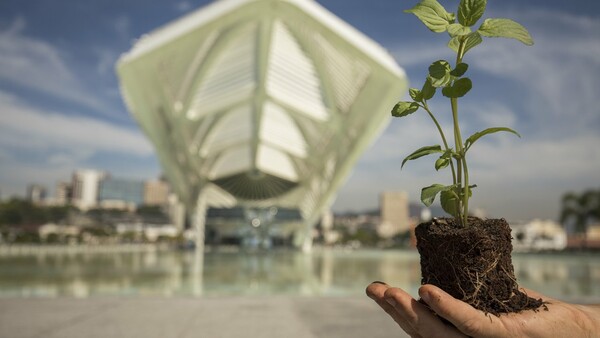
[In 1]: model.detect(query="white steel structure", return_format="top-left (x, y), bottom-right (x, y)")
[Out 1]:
top-left (117, 0), bottom-right (407, 251)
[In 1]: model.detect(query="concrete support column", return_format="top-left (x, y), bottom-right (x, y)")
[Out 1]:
top-left (193, 192), bottom-right (207, 253)
top-left (302, 227), bottom-right (313, 253)
top-left (191, 191), bottom-right (207, 296)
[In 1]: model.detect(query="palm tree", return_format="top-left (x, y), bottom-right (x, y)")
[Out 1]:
top-left (560, 189), bottom-right (600, 249)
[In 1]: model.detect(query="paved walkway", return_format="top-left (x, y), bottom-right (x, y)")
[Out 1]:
top-left (0, 296), bottom-right (408, 338)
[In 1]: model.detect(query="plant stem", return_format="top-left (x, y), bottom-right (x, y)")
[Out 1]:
top-left (463, 155), bottom-right (470, 225)
top-left (450, 97), bottom-right (464, 225)
top-left (422, 102), bottom-right (457, 186)
top-left (453, 38), bottom-right (470, 227)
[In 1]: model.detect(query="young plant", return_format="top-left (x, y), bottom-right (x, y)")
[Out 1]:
top-left (393, 0), bottom-right (533, 227)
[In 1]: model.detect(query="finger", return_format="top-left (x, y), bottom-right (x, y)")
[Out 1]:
top-left (366, 283), bottom-right (422, 337)
top-left (385, 287), bottom-right (467, 338)
top-left (419, 284), bottom-right (502, 337)
top-left (365, 281), bottom-right (390, 302)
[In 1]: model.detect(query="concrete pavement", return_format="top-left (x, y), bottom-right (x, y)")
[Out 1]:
top-left (0, 296), bottom-right (408, 338)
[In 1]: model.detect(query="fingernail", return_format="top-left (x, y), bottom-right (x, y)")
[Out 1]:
top-left (385, 297), bottom-right (397, 306)
top-left (371, 281), bottom-right (387, 285)
top-left (420, 290), bottom-right (431, 304)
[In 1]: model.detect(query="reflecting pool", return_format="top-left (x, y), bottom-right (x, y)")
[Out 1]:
top-left (0, 248), bottom-right (598, 301)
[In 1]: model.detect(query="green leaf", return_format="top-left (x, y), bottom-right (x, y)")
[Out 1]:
top-left (421, 78), bottom-right (436, 100)
top-left (429, 60), bottom-right (451, 79)
top-left (450, 63), bottom-right (469, 77)
top-left (442, 78), bottom-right (472, 98)
top-left (405, 0), bottom-right (455, 33)
top-left (440, 190), bottom-right (459, 217)
top-left (447, 23), bottom-right (471, 37)
top-left (478, 18), bottom-right (534, 45)
top-left (421, 184), bottom-right (454, 207)
top-left (448, 32), bottom-right (482, 54)
top-left (409, 88), bottom-right (423, 102)
top-left (464, 127), bottom-right (521, 150)
top-left (441, 185), bottom-right (477, 217)
top-left (435, 157), bottom-right (450, 171)
top-left (392, 101), bottom-right (420, 117)
top-left (402, 145), bottom-right (443, 168)
top-left (458, 0), bottom-right (487, 27)
top-left (435, 149), bottom-right (457, 171)
top-left (428, 60), bottom-right (452, 87)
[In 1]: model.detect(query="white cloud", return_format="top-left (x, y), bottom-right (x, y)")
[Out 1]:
top-left (93, 46), bottom-right (120, 76)
top-left (332, 115), bottom-right (451, 213)
top-left (0, 92), bottom-right (152, 156)
top-left (360, 116), bottom-right (441, 163)
top-left (0, 91), bottom-right (155, 198)
top-left (113, 15), bottom-right (132, 42)
top-left (470, 134), bottom-right (600, 182)
top-left (0, 18), bottom-right (112, 113)
top-left (467, 133), bottom-right (600, 220)
top-left (334, 120), bottom-right (600, 219)
top-left (470, 40), bottom-right (598, 123)
top-left (0, 160), bottom-right (76, 200)
top-left (47, 152), bottom-right (88, 166)
top-left (175, 2), bottom-right (193, 12)
top-left (467, 10), bottom-right (600, 134)
top-left (391, 44), bottom-right (452, 68)
top-left (92, 15), bottom-right (132, 77)
top-left (390, 9), bottom-right (600, 136)
top-left (457, 101), bottom-right (518, 138)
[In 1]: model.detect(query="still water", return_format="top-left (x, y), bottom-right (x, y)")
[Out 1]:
top-left (0, 249), bottom-right (599, 301)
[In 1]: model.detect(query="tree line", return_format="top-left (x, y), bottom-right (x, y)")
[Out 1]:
top-left (560, 189), bottom-right (600, 237)
top-left (0, 198), bottom-right (168, 227)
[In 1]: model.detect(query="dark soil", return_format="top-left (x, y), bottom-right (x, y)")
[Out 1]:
top-left (415, 217), bottom-right (545, 315)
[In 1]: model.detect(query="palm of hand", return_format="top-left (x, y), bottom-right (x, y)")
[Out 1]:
top-left (366, 282), bottom-right (599, 338)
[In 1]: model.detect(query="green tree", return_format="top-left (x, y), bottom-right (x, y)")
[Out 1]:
top-left (345, 227), bottom-right (381, 247)
top-left (0, 199), bottom-right (74, 227)
top-left (46, 205), bottom-right (73, 223)
top-left (560, 189), bottom-right (600, 247)
top-left (136, 205), bottom-right (168, 221)
top-left (0, 199), bottom-right (47, 225)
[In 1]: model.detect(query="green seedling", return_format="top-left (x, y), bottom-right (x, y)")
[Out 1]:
top-left (393, 0), bottom-right (533, 227)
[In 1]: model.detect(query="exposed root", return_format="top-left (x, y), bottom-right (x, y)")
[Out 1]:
top-left (416, 217), bottom-right (545, 316)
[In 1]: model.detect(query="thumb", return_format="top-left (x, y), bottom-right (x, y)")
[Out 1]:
top-left (418, 284), bottom-right (501, 336)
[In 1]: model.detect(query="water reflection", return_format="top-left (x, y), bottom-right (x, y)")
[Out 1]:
top-left (0, 249), bottom-right (598, 301)
top-left (513, 253), bottom-right (600, 300)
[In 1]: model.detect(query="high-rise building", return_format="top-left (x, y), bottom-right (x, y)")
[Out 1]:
top-left (99, 177), bottom-right (145, 207)
top-left (379, 191), bottom-right (410, 238)
top-left (71, 170), bottom-right (107, 210)
top-left (27, 184), bottom-right (47, 204)
top-left (144, 179), bottom-right (170, 206)
top-left (55, 181), bottom-right (72, 205)
top-left (117, 0), bottom-right (407, 250)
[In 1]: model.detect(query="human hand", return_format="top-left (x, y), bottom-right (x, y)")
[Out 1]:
top-left (366, 281), bottom-right (600, 338)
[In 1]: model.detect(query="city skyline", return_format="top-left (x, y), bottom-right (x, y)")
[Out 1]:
top-left (19, 167), bottom-right (436, 217)
top-left (1, 0), bottom-right (599, 221)
top-left (21, 168), bottom-right (170, 209)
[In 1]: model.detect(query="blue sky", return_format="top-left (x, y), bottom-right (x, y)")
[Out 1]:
top-left (0, 0), bottom-right (599, 221)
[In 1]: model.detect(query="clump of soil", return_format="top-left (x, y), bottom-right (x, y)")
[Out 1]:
top-left (415, 217), bottom-right (544, 315)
